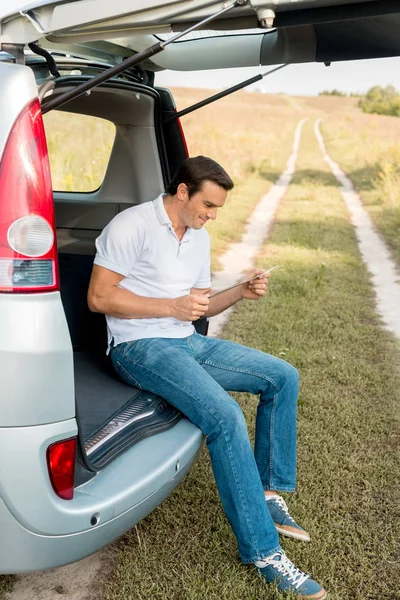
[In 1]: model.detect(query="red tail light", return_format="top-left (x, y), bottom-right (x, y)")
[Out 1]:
top-left (47, 438), bottom-right (76, 500)
top-left (0, 98), bottom-right (59, 292)
top-left (177, 117), bottom-right (189, 158)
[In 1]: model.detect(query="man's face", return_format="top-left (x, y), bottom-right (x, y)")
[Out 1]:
top-left (179, 180), bottom-right (228, 230)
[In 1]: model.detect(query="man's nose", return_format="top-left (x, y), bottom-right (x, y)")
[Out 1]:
top-left (207, 208), bottom-right (217, 220)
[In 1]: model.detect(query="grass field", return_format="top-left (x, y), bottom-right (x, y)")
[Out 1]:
top-left (99, 113), bottom-right (399, 599)
top-left (321, 110), bottom-right (400, 267)
top-left (1, 91), bottom-right (399, 600)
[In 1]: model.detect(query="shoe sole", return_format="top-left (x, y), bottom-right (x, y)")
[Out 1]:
top-left (274, 523), bottom-right (311, 542)
top-left (305, 591), bottom-right (327, 600)
top-left (298, 589), bottom-right (327, 599)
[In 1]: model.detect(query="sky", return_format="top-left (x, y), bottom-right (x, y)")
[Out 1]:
top-left (156, 56), bottom-right (400, 97)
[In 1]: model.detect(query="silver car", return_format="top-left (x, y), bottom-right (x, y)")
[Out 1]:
top-left (1, 0), bottom-right (399, 574)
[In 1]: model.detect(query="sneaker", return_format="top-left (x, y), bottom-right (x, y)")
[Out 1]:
top-left (256, 551), bottom-right (327, 599)
top-left (266, 495), bottom-right (310, 542)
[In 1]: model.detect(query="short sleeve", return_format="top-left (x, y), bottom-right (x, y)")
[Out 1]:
top-left (193, 231), bottom-right (211, 288)
top-left (94, 209), bottom-right (144, 276)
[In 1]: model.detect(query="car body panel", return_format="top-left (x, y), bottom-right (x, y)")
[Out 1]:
top-left (0, 0), bottom-right (378, 26)
top-left (0, 293), bottom-right (74, 426)
top-left (0, 62), bottom-right (38, 160)
top-left (2, 0), bottom-right (400, 67)
top-left (0, 417), bottom-right (202, 540)
top-left (0, 62), bottom-right (75, 426)
top-left (0, 420), bottom-right (202, 573)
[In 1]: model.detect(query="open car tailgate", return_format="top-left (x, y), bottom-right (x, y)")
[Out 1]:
top-left (1, 0), bottom-right (400, 69)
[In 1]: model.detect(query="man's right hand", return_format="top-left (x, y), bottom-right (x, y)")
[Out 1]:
top-left (171, 294), bottom-right (209, 321)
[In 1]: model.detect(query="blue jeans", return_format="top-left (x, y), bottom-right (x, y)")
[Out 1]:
top-left (110, 332), bottom-right (299, 563)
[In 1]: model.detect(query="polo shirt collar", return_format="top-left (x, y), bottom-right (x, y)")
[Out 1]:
top-left (154, 193), bottom-right (171, 226)
top-left (153, 193), bottom-right (192, 241)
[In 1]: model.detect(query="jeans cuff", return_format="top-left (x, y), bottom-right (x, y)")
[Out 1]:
top-left (264, 485), bottom-right (296, 493)
top-left (241, 544), bottom-right (282, 565)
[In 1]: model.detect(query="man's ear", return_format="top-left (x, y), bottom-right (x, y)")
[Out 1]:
top-left (176, 182), bottom-right (188, 201)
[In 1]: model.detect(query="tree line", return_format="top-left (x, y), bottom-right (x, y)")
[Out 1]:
top-left (358, 85), bottom-right (400, 116)
top-left (319, 85), bottom-right (400, 116)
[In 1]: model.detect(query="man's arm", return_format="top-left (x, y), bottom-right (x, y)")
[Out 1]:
top-left (191, 269), bottom-right (270, 318)
top-left (88, 265), bottom-right (209, 322)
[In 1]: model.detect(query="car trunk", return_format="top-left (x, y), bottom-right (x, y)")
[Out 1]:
top-left (40, 71), bottom-right (190, 473)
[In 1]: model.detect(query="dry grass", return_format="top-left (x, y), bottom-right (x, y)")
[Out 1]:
top-left (171, 88), bottom-right (300, 182)
top-left (170, 89), bottom-right (305, 270)
top-left (43, 111), bottom-right (115, 192)
top-left (320, 109), bottom-right (400, 267)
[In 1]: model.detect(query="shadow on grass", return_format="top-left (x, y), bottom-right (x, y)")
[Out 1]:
top-left (337, 163), bottom-right (400, 192)
top-left (291, 169), bottom-right (339, 187)
top-left (261, 164), bottom-right (397, 192)
top-left (374, 207), bottom-right (400, 265)
top-left (257, 169), bottom-right (338, 187)
top-left (270, 217), bottom-right (358, 255)
top-left (345, 164), bottom-right (382, 191)
top-left (256, 162), bottom-right (397, 194)
top-left (0, 575), bottom-right (15, 599)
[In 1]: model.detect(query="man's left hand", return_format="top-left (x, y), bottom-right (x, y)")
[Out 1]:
top-left (241, 268), bottom-right (270, 300)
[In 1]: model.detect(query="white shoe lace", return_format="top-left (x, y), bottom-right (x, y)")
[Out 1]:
top-left (258, 551), bottom-right (310, 590)
top-left (267, 494), bottom-right (296, 524)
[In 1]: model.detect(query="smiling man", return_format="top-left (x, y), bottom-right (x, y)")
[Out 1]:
top-left (88, 156), bottom-right (326, 599)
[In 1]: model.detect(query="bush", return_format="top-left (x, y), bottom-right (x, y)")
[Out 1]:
top-left (359, 85), bottom-right (400, 116)
top-left (319, 89), bottom-right (347, 97)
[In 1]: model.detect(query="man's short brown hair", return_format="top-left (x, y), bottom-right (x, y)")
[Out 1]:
top-left (167, 156), bottom-right (234, 197)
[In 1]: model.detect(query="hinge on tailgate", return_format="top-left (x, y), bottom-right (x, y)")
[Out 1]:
top-left (1, 43), bottom-right (24, 64)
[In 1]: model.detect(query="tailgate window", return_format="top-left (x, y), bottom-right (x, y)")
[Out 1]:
top-left (43, 113), bottom-right (115, 192)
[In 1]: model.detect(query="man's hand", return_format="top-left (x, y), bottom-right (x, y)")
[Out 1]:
top-left (241, 268), bottom-right (270, 300)
top-left (172, 294), bottom-right (210, 321)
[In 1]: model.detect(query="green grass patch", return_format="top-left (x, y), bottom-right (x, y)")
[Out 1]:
top-left (207, 174), bottom-right (272, 272)
top-left (321, 116), bottom-right (400, 269)
top-left (102, 121), bottom-right (400, 600)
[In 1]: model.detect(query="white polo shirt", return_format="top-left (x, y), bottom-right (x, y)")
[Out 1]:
top-left (94, 194), bottom-right (211, 350)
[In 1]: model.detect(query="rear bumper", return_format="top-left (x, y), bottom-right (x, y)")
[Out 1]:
top-left (0, 418), bottom-right (203, 573)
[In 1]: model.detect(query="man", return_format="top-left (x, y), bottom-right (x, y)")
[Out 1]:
top-left (88, 156), bottom-right (326, 599)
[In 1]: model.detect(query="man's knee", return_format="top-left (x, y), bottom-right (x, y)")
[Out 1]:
top-left (283, 362), bottom-right (299, 387)
top-left (264, 356), bottom-right (299, 394)
top-left (207, 399), bottom-right (247, 443)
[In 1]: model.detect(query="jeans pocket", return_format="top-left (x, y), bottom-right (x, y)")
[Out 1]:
top-left (114, 360), bottom-right (143, 390)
